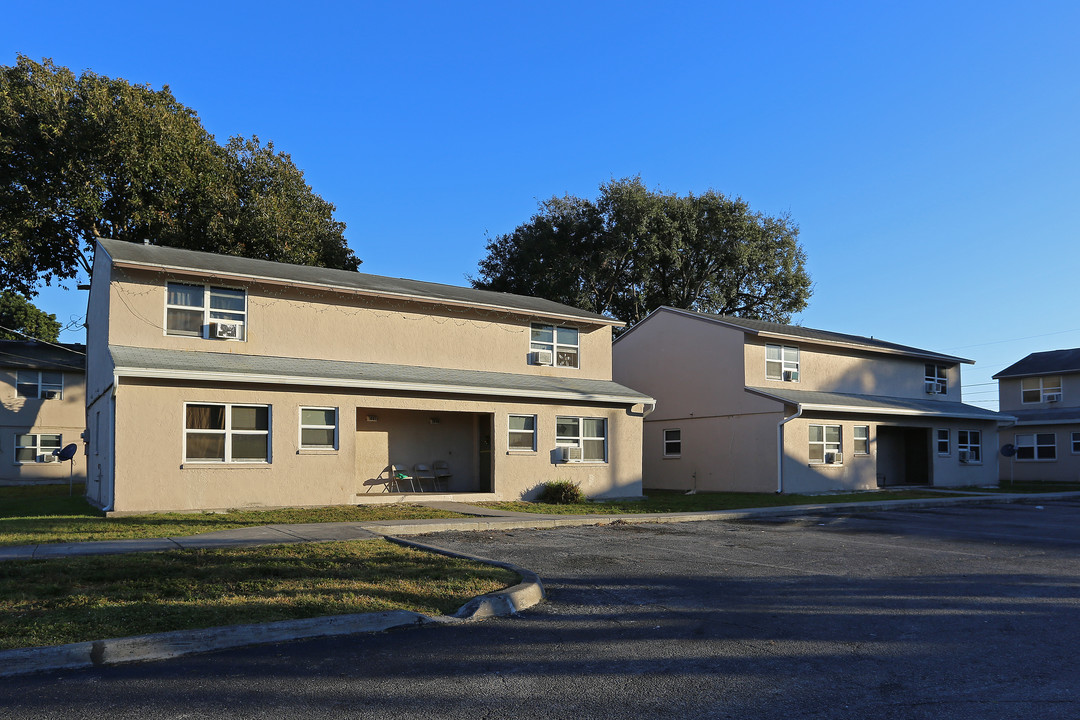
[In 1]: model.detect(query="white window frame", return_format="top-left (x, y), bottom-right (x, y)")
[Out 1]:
top-left (936, 429), bottom-right (950, 456)
top-left (183, 402), bottom-right (270, 464)
top-left (166, 282), bottom-right (248, 340)
top-left (508, 414), bottom-right (537, 452)
top-left (957, 430), bottom-right (982, 463)
top-left (766, 344), bottom-right (800, 382)
top-left (663, 428), bottom-right (682, 458)
top-left (556, 416), bottom-right (607, 463)
top-left (1021, 376), bottom-right (1062, 404)
top-left (15, 433), bottom-right (62, 464)
top-left (16, 370), bottom-right (64, 399)
top-left (924, 364), bottom-right (948, 394)
top-left (299, 407), bottom-right (338, 450)
top-left (853, 425), bottom-right (869, 455)
top-left (530, 323), bottom-right (580, 369)
top-left (1072, 432), bottom-right (1080, 455)
top-left (808, 424), bottom-right (842, 464)
top-left (1015, 433), bottom-right (1057, 462)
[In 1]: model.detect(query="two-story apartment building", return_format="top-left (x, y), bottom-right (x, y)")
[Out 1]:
top-left (85, 239), bottom-right (652, 513)
top-left (994, 348), bottom-right (1080, 483)
top-left (0, 340), bottom-right (87, 484)
top-left (612, 307), bottom-right (1004, 493)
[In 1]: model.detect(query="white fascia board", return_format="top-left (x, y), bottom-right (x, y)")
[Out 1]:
top-left (110, 259), bottom-right (622, 329)
top-left (745, 388), bottom-right (1005, 421)
top-left (1010, 417), bottom-right (1077, 426)
top-left (113, 366), bottom-right (653, 406)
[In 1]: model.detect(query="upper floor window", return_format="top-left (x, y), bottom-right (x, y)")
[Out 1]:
top-left (167, 283), bottom-right (247, 340)
top-left (530, 324), bottom-right (579, 368)
top-left (16, 370), bottom-right (63, 399)
top-left (1021, 376), bottom-right (1062, 404)
top-left (766, 345), bottom-right (799, 382)
top-left (924, 364), bottom-right (948, 394)
top-left (1015, 433), bottom-right (1056, 461)
top-left (184, 403), bottom-right (269, 463)
top-left (958, 430), bottom-right (981, 463)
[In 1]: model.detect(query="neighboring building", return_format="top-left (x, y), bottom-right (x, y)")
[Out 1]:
top-left (85, 239), bottom-right (652, 513)
top-left (994, 349), bottom-right (1080, 483)
top-left (0, 340), bottom-right (87, 484)
top-left (612, 307), bottom-right (1005, 494)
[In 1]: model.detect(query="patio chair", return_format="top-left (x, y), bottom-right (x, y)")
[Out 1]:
top-left (433, 460), bottom-right (452, 491)
top-left (390, 463), bottom-right (416, 493)
top-left (413, 463), bottom-right (437, 492)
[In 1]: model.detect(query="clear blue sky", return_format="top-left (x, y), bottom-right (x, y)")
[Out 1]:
top-left (6, 1), bottom-right (1079, 410)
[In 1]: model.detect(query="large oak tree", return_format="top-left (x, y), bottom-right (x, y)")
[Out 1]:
top-left (472, 178), bottom-right (812, 329)
top-left (0, 55), bottom-right (359, 299)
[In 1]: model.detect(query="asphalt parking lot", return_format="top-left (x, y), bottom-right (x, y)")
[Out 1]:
top-left (2, 500), bottom-right (1078, 719)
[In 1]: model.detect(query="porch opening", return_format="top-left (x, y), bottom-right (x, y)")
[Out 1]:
top-left (876, 426), bottom-right (931, 487)
top-left (355, 408), bottom-right (494, 495)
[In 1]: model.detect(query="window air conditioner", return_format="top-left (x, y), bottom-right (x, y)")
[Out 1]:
top-left (783, 370), bottom-right (799, 382)
top-left (925, 381), bottom-right (940, 394)
top-left (825, 452), bottom-right (843, 465)
top-left (211, 322), bottom-right (242, 340)
top-left (1045, 392), bottom-right (1062, 403)
top-left (561, 446), bottom-right (583, 462)
top-left (532, 349), bottom-right (554, 366)
top-left (38, 454), bottom-right (58, 463)
top-left (958, 450), bottom-right (969, 463)
top-left (41, 390), bottom-right (59, 400)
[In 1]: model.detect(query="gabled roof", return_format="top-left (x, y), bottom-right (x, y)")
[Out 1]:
top-left (746, 386), bottom-right (1009, 422)
top-left (0, 341), bottom-right (86, 372)
top-left (96, 238), bottom-right (620, 327)
top-left (993, 348), bottom-right (1080, 379)
top-left (1006, 407), bottom-right (1080, 426)
top-left (619, 306), bottom-right (972, 365)
top-left (109, 346), bottom-right (654, 406)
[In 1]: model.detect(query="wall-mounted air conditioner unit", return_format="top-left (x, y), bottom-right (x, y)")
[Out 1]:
top-left (41, 390), bottom-right (59, 400)
top-left (925, 381), bottom-right (942, 394)
top-left (38, 454), bottom-right (58, 463)
top-left (783, 370), bottom-right (799, 382)
top-left (211, 321), bottom-right (242, 340)
top-left (1045, 392), bottom-right (1062, 403)
top-left (532, 349), bottom-right (554, 366)
top-left (958, 450), bottom-right (969, 463)
top-left (825, 452), bottom-right (843, 465)
top-left (561, 446), bottom-right (583, 462)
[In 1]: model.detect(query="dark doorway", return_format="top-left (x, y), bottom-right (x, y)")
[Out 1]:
top-left (876, 426), bottom-right (931, 487)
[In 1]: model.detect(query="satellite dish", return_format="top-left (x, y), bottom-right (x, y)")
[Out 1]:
top-left (57, 443), bottom-right (79, 462)
top-left (1000, 443), bottom-right (1016, 458)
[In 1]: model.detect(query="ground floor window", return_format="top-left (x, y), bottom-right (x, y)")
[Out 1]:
top-left (936, 429), bottom-right (950, 456)
top-left (508, 414), bottom-right (536, 451)
top-left (185, 403), bottom-right (270, 463)
top-left (1015, 433), bottom-right (1056, 461)
top-left (853, 426), bottom-right (869, 455)
top-left (1073, 432), bottom-right (1080, 454)
top-left (15, 433), bottom-right (61, 463)
top-left (300, 407), bottom-right (338, 450)
top-left (809, 424), bottom-right (842, 463)
top-left (556, 416), bottom-right (606, 462)
top-left (957, 430), bottom-right (981, 463)
top-left (663, 428), bottom-right (681, 457)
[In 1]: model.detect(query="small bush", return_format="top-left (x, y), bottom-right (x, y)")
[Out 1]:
top-left (536, 480), bottom-right (585, 505)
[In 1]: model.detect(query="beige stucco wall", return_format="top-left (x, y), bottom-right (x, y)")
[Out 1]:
top-left (107, 379), bottom-right (643, 513)
top-left (744, 338), bottom-right (962, 400)
top-left (105, 268), bottom-right (614, 380)
top-left (997, 374), bottom-right (1080, 412)
top-left (997, 424), bottom-right (1080, 483)
top-left (0, 369), bottom-right (87, 483)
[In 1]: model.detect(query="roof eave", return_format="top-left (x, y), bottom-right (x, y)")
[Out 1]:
top-left (745, 388), bottom-right (1007, 421)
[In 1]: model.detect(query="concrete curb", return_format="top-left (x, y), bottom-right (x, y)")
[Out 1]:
top-left (0, 541), bottom-right (544, 679)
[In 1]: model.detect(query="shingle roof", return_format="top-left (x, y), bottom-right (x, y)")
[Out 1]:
top-left (746, 386), bottom-right (1008, 421)
top-left (631, 307), bottom-right (972, 364)
top-left (0, 341), bottom-right (86, 372)
top-left (1004, 407), bottom-right (1080, 426)
top-left (109, 346), bottom-right (654, 405)
top-left (993, 348), bottom-right (1080, 379)
top-left (97, 239), bottom-right (619, 326)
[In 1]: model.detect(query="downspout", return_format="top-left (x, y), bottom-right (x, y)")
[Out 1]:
top-left (777, 404), bottom-right (803, 494)
top-left (102, 373), bottom-right (118, 513)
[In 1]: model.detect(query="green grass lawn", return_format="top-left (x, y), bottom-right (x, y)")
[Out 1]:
top-left (482, 488), bottom-right (971, 515)
top-left (0, 538), bottom-right (518, 649)
top-left (0, 484), bottom-right (468, 547)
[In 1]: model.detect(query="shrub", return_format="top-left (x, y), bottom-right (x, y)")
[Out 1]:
top-left (536, 480), bottom-right (585, 505)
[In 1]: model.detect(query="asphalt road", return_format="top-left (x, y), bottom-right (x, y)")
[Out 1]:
top-left (3, 500), bottom-right (1079, 719)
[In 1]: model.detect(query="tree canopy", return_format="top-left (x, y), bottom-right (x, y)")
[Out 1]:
top-left (0, 55), bottom-right (359, 298)
top-left (0, 291), bottom-right (61, 342)
top-left (471, 178), bottom-right (812, 329)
